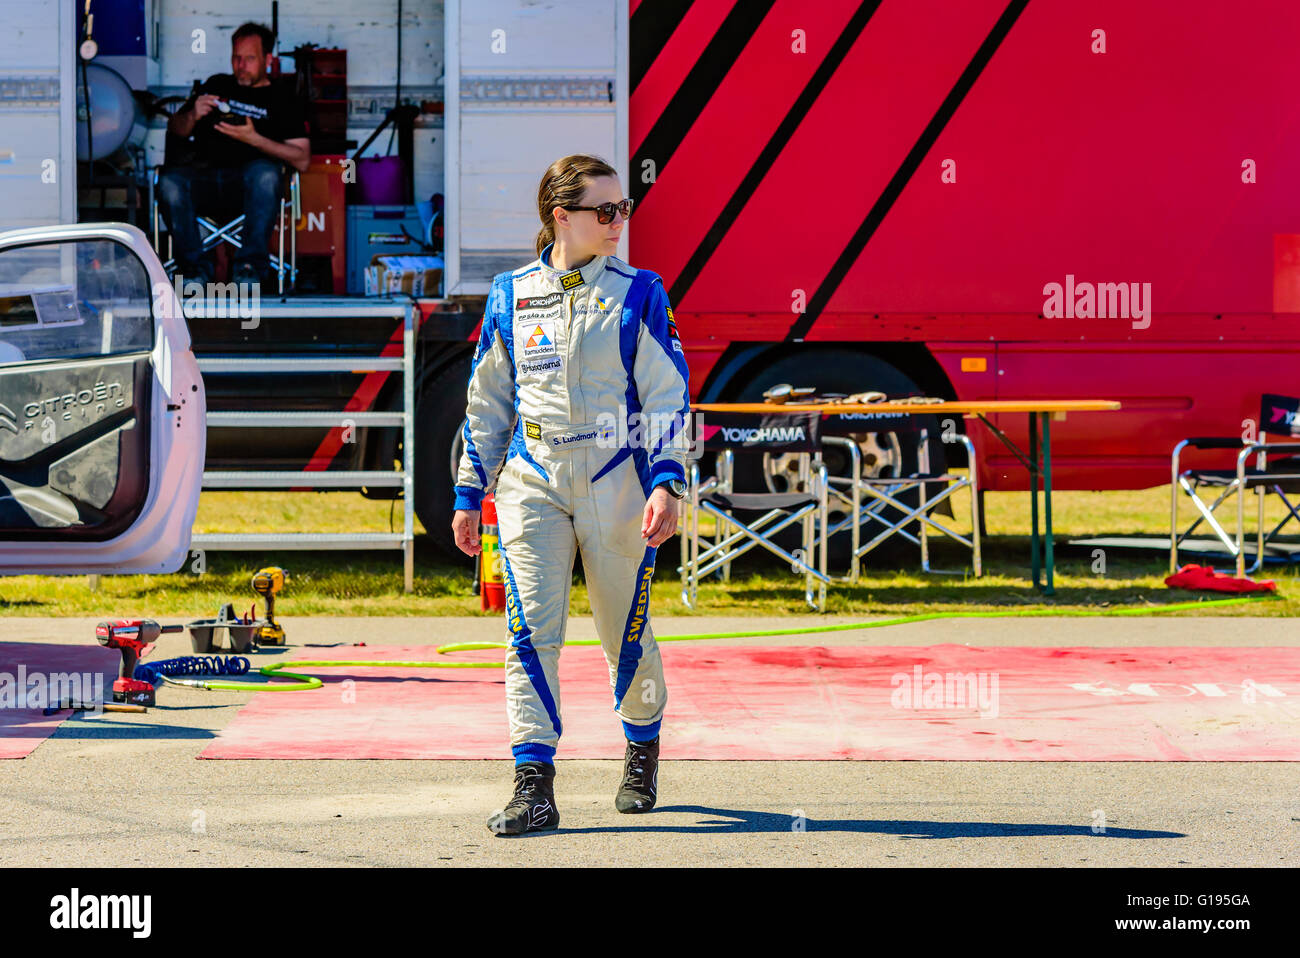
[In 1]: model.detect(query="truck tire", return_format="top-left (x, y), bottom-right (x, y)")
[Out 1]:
top-left (413, 357), bottom-right (472, 560)
top-left (724, 349), bottom-right (948, 567)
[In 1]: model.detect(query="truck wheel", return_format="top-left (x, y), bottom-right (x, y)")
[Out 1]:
top-left (413, 358), bottom-right (472, 561)
top-left (725, 349), bottom-right (948, 567)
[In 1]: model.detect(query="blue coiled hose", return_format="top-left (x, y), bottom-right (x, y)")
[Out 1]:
top-left (134, 655), bottom-right (251, 687)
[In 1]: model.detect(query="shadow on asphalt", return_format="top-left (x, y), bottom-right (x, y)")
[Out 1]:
top-left (552, 805), bottom-right (1185, 838)
top-left (51, 721), bottom-right (215, 739)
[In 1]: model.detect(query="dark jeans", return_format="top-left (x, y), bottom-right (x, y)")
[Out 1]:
top-left (157, 158), bottom-right (284, 280)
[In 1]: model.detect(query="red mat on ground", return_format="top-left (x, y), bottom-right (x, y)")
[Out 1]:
top-left (0, 643), bottom-right (120, 758)
top-left (198, 644), bottom-right (1300, 761)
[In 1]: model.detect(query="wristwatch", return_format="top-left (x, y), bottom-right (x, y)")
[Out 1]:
top-left (660, 479), bottom-right (686, 500)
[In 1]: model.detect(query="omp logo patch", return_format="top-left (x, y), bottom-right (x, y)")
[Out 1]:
top-left (522, 321), bottom-right (556, 359)
top-left (560, 269), bottom-right (584, 290)
top-left (666, 306), bottom-right (675, 322)
top-left (525, 421), bottom-right (542, 440)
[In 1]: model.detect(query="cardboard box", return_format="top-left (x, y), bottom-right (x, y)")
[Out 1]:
top-left (364, 254), bottom-right (444, 297)
top-left (346, 205), bottom-right (426, 293)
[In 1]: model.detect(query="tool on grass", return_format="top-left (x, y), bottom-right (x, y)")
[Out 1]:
top-left (95, 619), bottom-right (184, 706)
top-left (251, 566), bottom-right (289, 645)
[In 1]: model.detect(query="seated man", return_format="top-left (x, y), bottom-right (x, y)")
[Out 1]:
top-left (158, 21), bottom-right (310, 287)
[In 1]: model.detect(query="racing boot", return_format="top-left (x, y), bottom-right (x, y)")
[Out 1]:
top-left (488, 761), bottom-right (559, 835)
top-left (615, 737), bottom-right (659, 813)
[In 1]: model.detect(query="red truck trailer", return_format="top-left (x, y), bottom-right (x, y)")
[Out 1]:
top-left (621, 0), bottom-right (1300, 495)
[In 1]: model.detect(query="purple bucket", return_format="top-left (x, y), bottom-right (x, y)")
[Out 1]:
top-left (356, 156), bottom-right (405, 205)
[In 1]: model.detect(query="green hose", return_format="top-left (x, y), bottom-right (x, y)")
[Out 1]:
top-left (180, 594), bottom-right (1277, 691)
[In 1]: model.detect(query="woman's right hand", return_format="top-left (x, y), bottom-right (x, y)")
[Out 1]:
top-left (452, 509), bottom-right (482, 556)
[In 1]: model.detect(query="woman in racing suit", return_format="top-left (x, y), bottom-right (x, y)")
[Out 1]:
top-left (451, 154), bottom-right (691, 836)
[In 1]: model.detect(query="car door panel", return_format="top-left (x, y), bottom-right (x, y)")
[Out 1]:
top-left (0, 353), bottom-right (151, 536)
top-left (0, 223), bottom-right (204, 574)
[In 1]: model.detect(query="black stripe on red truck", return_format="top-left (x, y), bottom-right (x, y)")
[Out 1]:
top-left (631, 0), bottom-right (779, 207)
top-left (631, 0), bottom-right (695, 94)
top-left (667, 0), bottom-right (884, 308)
top-left (784, 0), bottom-right (1031, 342)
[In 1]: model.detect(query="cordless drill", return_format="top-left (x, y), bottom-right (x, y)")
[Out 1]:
top-left (251, 567), bottom-right (288, 646)
top-left (95, 619), bottom-right (183, 706)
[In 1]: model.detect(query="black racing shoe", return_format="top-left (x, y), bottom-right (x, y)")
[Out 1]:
top-left (615, 737), bottom-right (659, 813)
top-left (487, 762), bottom-right (559, 836)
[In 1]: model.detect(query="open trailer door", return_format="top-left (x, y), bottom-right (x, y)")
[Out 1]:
top-left (443, 0), bottom-right (629, 294)
top-left (0, 222), bottom-right (204, 574)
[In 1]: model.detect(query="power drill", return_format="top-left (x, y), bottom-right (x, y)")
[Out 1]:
top-left (251, 567), bottom-right (288, 646)
top-left (96, 619), bottom-right (183, 706)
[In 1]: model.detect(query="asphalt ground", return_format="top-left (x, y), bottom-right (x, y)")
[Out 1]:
top-left (0, 614), bottom-right (1296, 867)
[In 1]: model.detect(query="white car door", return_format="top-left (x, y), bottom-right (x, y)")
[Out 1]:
top-left (0, 222), bottom-right (204, 573)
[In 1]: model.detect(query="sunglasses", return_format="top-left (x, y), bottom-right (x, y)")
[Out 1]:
top-left (561, 198), bottom-right (634, 224)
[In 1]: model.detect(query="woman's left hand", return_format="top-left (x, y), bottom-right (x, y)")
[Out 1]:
top-left (641, 486), bottom-right (680, 547)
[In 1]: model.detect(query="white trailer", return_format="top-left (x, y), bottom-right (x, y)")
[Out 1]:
top-left (0, 0), bottom-right (631, 282)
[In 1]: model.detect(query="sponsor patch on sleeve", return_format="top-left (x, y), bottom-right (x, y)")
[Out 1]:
top-left (666, 305), bottom-right (682, 351)
top-left (525, 420), bottom-right (542, 440)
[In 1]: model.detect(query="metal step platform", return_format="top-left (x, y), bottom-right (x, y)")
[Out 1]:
top-left (195, 297), bottom-right (417, 591)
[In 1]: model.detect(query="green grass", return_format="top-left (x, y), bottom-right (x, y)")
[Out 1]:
top-left (0, 481), bottom-right (1295, 618)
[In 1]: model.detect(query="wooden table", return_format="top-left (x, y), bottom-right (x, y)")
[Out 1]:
top-left (691, 400), bottom-right (1123, 594)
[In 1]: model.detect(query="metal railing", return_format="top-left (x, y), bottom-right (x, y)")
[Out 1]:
top-left (189, 298), bottom-right (416, 592)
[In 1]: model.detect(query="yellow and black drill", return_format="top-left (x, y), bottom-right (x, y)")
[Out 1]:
top-left (250, 567), bottom-right (288, 646)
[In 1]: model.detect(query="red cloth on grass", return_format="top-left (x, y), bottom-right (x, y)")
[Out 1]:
top-left (1164, 563), bottom-right (1276, 593)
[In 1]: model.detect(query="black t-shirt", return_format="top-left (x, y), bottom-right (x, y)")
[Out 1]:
top-left (177, 74), bottom-right (308, 169)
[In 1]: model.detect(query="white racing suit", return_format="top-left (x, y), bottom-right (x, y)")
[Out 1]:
top-left (454, 242), bottom-right (691, 765)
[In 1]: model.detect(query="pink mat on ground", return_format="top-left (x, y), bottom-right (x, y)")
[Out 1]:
top-left (0, 643), bottom-right (120, 758)
top-left (198, 644), bottom-right (1300, 761)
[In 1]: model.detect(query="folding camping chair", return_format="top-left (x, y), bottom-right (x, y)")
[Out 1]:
top-left (150, 167), bottom-right (301, 294)
top-left (1171, 393), bottom-right (1300, 576)
top-left (679, 410), bottom-right (831, 611)
top-left (815, 412), bottom-right (982, 581)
